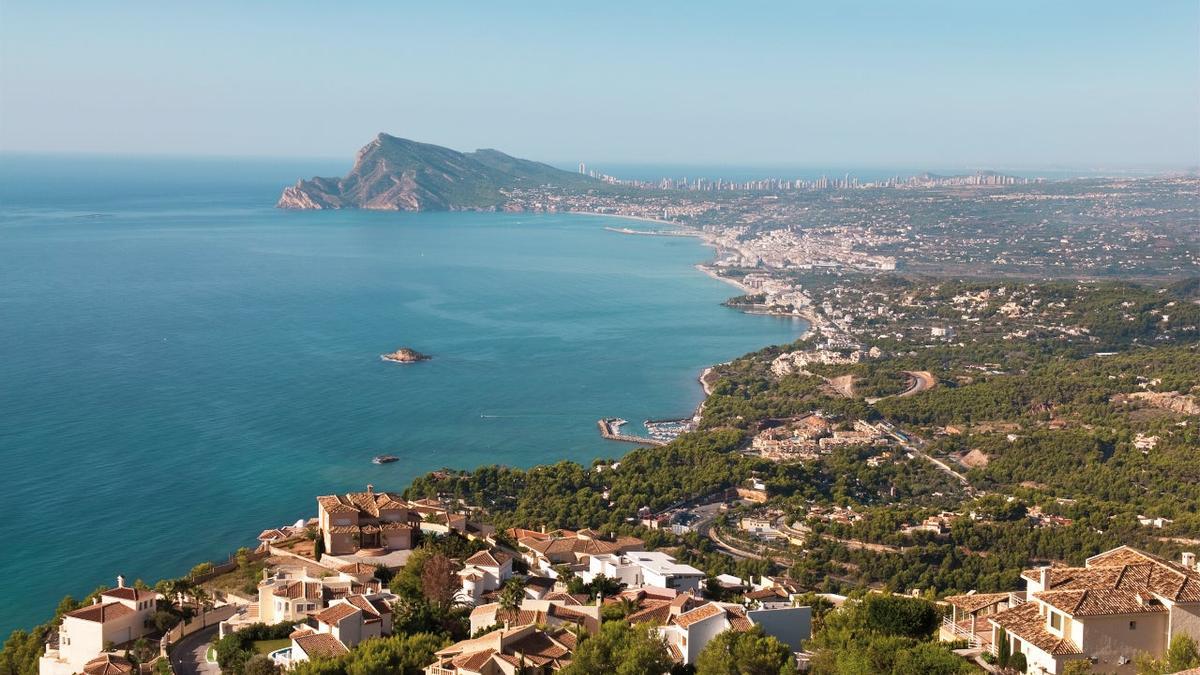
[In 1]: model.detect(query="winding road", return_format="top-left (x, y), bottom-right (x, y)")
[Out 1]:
top-left (169, 624), bottom-right (219, 675)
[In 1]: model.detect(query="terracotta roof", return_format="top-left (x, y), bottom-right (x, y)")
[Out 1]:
top-left (1035, 589), bottom-right (1167, 617)
top-left (745, 587), bottom-right (789, 602)
top-left (507, 528), bottom-right (549, 541)
top-left (507, 629), bottom-right (571, 663)
top-left (988, 602), bottom-right (1081, 655)
top-left (273, 581), bottom-right (323, 600)
top-left (944, 592), bottom-right (1012, 614)
top-left (65, 602), bottom-right (135, 623)
top-left (314, 602), bottom-right (360, 625)
top-left (451, 648), bottom-right (497, 672)
top-left (337, 562), bottom-right (379, 575)
top-left (672, 603), bottom-right (724, 628)
top-left (101, 587), bottom-right (158, 603)
top-left (626, 600), bottom-right (674, 625)
top-left (317, 495), bottom-right (358, 514)
top-left (723, 605), bottom-right (754, 631)
top-left (1023, 548), bottom-right (1200, 605)
top-left (464, 549), bottom-right (513, 567)
top-left (83, 654), bottom-right (134, 675)
top-left (293, 632), bottom-right (350, 659)
top-left (344, 594), bottom-right (390, 616)
top-left (668, 643), bottom-right (684, 661)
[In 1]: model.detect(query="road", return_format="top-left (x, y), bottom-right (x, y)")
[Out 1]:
top-left (898, 370), bottom-right (937, 397)
top-left (169, 624), bottom-right (219, 675)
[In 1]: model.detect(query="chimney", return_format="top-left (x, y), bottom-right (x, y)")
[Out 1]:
top-left (1182, 552), bottom-right (1197, 570)
top-left (366, 484), bottom-right (374, 495)
top-left (117, 575), bottom-right (126, 589)
top-left (1039, 566), bottom-right (1051, 589)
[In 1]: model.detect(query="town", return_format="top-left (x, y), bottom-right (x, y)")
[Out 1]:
top-left (33, 480), bottom-right (1200, 675)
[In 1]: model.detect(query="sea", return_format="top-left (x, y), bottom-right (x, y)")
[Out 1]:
top-left (0, 154), bottom-right (805, 633)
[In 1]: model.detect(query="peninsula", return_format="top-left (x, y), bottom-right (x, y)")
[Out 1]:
top-left (277, 134), bottom-right (602, 211)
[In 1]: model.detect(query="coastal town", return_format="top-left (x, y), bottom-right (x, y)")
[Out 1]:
top-left (12, 168), bottom-right (1200, 675)
top-left (34, 481), bottom-right (1200, 675)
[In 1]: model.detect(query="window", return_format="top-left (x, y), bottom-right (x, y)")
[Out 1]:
top-left (1129, 621), bottom-right (1137, 630)
top-left (1049, 611), bottom-right (1063, 632)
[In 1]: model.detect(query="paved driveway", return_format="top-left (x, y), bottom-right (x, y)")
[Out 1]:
top-left (170, 623), bottom-right (220, 675)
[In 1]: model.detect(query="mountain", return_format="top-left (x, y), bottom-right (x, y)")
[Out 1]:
top-left (277, 134), bottom-right (599, 210)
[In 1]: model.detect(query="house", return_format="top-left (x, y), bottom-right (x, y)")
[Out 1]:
top-left (312, 594), bottom-right (393, 647)
top-left (424, 624), bottom-right (578, 674)
top-left (80, 654), bottom-right (136, 675)
top-left (317, 485), bottom-right (415, 556)
top-left (39, 577), bottom-right (159, 675)
top-left (941, 591), bottom-right (1022, 651)
top-left (253, 559), bottom-right (388, 624)
top-left (976, 546), bottom-right (1200, 674)
top-left (459, 550), bottom-right (513, 605)
top-left (289, 631), bottom-right (349, 664)
top-left (515, 530), bottom-right (643, 573)
top-left (581, 551), bottom-right (705, 593)
top-left (655, 601), bottom-right (811, 665)
top-left (740, 516), bottom-right (777, 538)
top-left (468, 597), bottom-right (601, 636)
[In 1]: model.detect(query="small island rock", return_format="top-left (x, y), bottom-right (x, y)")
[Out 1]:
top-left (380, 347), bottom-right (431, 363)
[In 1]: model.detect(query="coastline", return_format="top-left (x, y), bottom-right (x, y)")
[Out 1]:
top-left (577, 209), bottom-right (812, 429)
top-left (8, 207), bottom-right (804, 636)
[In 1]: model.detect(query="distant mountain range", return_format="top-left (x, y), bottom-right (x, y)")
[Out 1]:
top-left (277, 134), bottom-right (599, 210)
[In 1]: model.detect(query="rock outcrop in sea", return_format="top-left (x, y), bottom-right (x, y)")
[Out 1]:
top-left (278, 133), bottom-right (600, 211)
top-left (380, 347), bottom-right (431, 363)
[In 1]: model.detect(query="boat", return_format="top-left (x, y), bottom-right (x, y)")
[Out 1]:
top-left (372, 455), bottom-right (399, 465)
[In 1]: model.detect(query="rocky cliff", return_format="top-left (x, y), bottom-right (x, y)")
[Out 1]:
top-left (278, 134), bottom-right (599, 211)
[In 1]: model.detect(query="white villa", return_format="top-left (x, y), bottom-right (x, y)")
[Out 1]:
top-left (581, 551), bottom-right (705, 593)
top-left (39, 577), bottom-right (159, 675)
top-left (944, 546), bottom-right (1200, 674)
top-left (458, 549), bottom-right (513, 605)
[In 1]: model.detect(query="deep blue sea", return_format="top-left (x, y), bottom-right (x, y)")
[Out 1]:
top-left (0, 155), bottom-right (804, 633)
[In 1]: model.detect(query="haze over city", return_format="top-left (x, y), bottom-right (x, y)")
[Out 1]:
top-left (2, 1), bottom-right (1198, 168)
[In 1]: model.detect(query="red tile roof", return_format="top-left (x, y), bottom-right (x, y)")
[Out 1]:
top-left (314, 602), bottom-right (359, 625)
top-left (65, 602), bottom-right (135, 623)
top-left (293, 632), bottom-right (350, 659)
top-left (83, 655), bottom-right (134, 675)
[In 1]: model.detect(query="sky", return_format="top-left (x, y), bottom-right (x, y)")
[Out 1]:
top-left (1, 1), bottom-right (1198, 169)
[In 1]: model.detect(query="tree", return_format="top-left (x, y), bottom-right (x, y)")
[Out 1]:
top-left (1009, 651), bottom-right (1027, 674)
top-left (243, 654), bottom-right (280, 675)
top-left (1136, 634), bottom-right (1200, 674)
top-left (695, 626), bottom-right (794, 675)
top-left (498, 577), bottom-right (528, 612)
top-left (1062, 661), bottom-right (1093, 675)
top-left (313, 536), bottom-right (325, 562)
top-left (343, 633), bottom-right (448, 675)
top-left (889, 641), bottom-right (971, 675)
top-left (995, 627), bottom-right (1012, 670)
top-left (860, 595), bottom-right (940, 640)
top-left (189, 562), bottom-right (215, 578)
top-left (192, 586), bottom-right (212, 627)
top-left (420, 553), bottom-right (460, 612)
top-left (559, 621), bottom-right (673, 675)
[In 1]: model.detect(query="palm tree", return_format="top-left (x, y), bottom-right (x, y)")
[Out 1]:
top-left (192, 586), bottom-right (212, 627)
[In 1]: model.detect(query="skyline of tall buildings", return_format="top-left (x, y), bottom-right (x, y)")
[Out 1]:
top-left (577, 165), bottom-right (1034, 192)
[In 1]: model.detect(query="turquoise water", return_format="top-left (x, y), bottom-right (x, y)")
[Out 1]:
top-left (0, 156), bottom-right (804, 633)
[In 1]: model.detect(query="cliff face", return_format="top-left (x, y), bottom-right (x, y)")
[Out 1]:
top-left (277, 134), bottom-right (598, 211)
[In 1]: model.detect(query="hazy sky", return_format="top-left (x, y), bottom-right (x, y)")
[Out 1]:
top-left (2, 1), bottom-right (1197, 168)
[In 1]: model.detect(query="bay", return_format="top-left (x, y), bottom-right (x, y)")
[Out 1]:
top-left (0, 155), bottom-right (804, 632)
